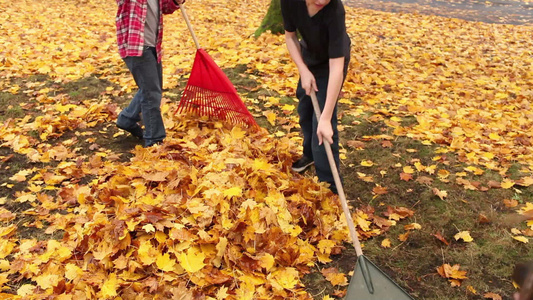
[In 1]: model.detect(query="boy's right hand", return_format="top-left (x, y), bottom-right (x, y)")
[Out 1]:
top-left (300, 69), bottom-right (317, 96)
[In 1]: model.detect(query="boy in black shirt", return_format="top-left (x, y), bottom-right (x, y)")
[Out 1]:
top-left (281, 0), bottom-right (351, 194)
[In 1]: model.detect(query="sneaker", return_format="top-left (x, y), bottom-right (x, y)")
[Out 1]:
top-left (292, 156), bottom-right (314, 173)
top-left (117, 123), bottom-right (143, 140)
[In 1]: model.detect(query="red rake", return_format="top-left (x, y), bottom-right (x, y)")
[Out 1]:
top-left (176, 5), bottom-right (257, 128)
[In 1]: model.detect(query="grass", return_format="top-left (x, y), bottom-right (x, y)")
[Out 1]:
top-left (0, 67), bottom-right (531, 300)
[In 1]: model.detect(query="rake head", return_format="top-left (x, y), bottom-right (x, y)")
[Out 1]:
top-left (177, 49), bottom-right (257, 128)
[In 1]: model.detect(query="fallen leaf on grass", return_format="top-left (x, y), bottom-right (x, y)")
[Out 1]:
top-left (478, 214), bottom-right (491, 224)
top-left (416, 176), bottom-right (433, 185)
top-left (467, 285), bottom-right (477, 294)
top-left (321, 267), bottom-right (348, 286)
top-left (512, 236), bottom-right (529, 243)
top-left (501, 179), bottom-right (515, 189)
top-left (454, 231), bottom-right (473, 242)
top-left (433, 232), bottom-right (450, 246)
top-left (372, 185), bottom-right (388, 195)
top-left (432, 188), bottom-right (448, 200)
top-left (361, 160), bottom-right (374, 167)
top-left (346, 140), bottom-right (365, 149)
top-left (404, 223), bottom-right (422, 230)
top-left (399, 232), bottom-right (410, 242)
top-left (381, 140), bottom-right (393, 148)
top-left (483, 292), bottom-right (502, 300)
top-left (503, 198), bottom-right (519, 208)
top-left (400, 172), bottom-right (413, 181)
top-left (437, 264), bottom-right (467, 286)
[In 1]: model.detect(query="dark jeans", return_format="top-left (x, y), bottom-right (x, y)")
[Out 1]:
top-left (296, 74), bottom-right (341, 192)
top-left (117, 46), bottom-right (165, 147)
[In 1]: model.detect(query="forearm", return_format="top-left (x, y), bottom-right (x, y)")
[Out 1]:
top-left (284, 31), bottom-right (308, 74)
top-left (321, 57), bottom-right (345, 122)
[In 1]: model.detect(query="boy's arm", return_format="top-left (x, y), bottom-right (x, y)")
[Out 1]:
top-left (285, 31), bottom-right (316, 95)
top-left (316, 56), bottom-right (344, 145)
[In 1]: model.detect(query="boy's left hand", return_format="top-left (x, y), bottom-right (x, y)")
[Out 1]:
top-left (317, 117), bottom-right (333, 145)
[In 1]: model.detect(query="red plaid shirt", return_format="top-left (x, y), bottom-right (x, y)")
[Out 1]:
top-left (115, 0), bottom-right (180, 62)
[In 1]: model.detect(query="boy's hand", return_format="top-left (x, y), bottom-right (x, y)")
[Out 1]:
top-left (300, 69), bottom-right (317, 96)
top-left (317, 116), bottom-right (333, 145)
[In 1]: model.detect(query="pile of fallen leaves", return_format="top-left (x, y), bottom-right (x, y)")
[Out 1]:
top-left (1, 0), bottom-right (532, 298)
top-left (0, 109), bottom-right (413, 298)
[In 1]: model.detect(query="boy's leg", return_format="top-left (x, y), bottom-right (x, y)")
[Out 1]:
top-left (116, 90), bottom-right (143, 139)
top-left (117, 90), bottom-right (142, 128)
top-left (296, 79), bottom-right (314, 160)
top-left (123, 47), bottom-right (166, 147)
top-left (311, 75), bottom-right (341, 193)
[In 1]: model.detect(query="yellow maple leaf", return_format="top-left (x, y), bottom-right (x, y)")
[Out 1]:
top-left (264, 111), bottom-right (277, 126)
top-left (101, 273), bottom-right (119, 298)
top-left (403, 166), bottom-right (415, 174)
top-left (281, 104), bottom-right (295, 111)
top-left (259, 253), bottom-right (275, 271)
top-left (500, 179), bottom-right (515, 189)
top-left (404, 223), bottom-right (422, 231)
top-left (437, 169), bottom-right (450, 179)
top-left (0, 239), bottom-right (15, 259)
top-left (454, 231), bottom-right (473, 242)
top-left (137, 239), bottom-right (157, 265)
top-left (317, 239), bottom-right (336, 255)
top-left (64, 263), bottom-right (83, 281)
top-left (178, 247), bottom-right (206, 273)
top-left (142, 224), bottom-right (156, 233)
top-left (34, 274), bottom-right (60, 290)
top-left (156, 253), bottom-right (176, 272)
top-left (512, 236), bottom-right (529, 243)
top-left (17, 284), bottom-right (35, 297)
top-left (230, 126), bottom-right (246, 140)
top-left (361, 160), bottom-right (374, 167)
top-left (216, 286), bottom-right (230, 300)
top-left (268, 267), bottom-right (299, 290)
top-left (223, 186), bottom-right (242, 198)
top-left (322, 268), bottom-right (348, 286)
top-left (0, 260), bottom-right (9, 272)
top-left (381, 238), bottom-right (391, 248)
top-left (437, 263), bottom-right (468, 280)
top-left (253, 158), bottom-right (273, 172)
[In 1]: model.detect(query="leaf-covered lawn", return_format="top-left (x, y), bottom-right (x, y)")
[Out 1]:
top-left (0, 0), bottom-right (532, 299)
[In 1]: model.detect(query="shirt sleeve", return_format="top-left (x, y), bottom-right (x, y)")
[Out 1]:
top-left (281, 0), bottom-right (296, 32)
top-left (162, 0), bottom-right (180, 14)
top-left (327, 2), bottom-right (348, 58)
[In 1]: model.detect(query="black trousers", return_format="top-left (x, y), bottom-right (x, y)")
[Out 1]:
top-left (296, 74), bottom-right (341, 193)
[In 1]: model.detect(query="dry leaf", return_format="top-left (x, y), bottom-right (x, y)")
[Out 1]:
top-left (454, 231), bottom-right (474, 242)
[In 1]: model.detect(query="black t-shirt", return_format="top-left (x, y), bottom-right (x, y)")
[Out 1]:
top-left (281, 0), bottom-right (351, 73)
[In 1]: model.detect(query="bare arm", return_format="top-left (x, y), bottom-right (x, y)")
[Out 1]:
top-left (317, 56), bottom-right (344, 145)
top-left (284, 31), bottom-right (317, 95)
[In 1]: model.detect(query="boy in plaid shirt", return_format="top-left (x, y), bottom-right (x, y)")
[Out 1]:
top-left (115, 0), bottom-right (185, 147)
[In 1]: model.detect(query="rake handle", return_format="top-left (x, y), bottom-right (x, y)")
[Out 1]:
top-left (310, 91), bottom-right (364, 257)
top-left (180, 4), bottom-right (201, 50)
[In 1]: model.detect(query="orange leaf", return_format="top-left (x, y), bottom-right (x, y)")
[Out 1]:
top-left (399, 172), bottom-right (413, 181)
top-left (372, 186), bottom-right (388, 195)
top-left (483, 292), bottom-right (502, 300)
top-left (433, 232), bottom-right (450, 246)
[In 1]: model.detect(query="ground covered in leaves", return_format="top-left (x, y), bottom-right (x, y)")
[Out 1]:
top-left (0, 0), bottom-right (532, 299)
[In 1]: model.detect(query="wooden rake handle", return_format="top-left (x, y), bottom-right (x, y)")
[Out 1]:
top-left (310, 91), bottom-right (364, 257)
top-left (180, 4), bottom-right (201, 50)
